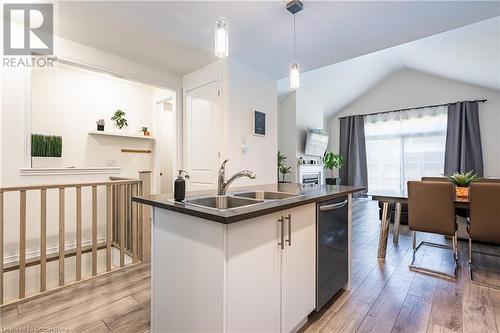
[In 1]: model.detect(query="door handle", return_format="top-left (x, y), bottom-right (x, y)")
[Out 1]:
top-left (319, 199), bottom-right (348, 212)
top-left (285, 214), bottom-right (291, 246)
top-left (278, 216), bottom-right (284, 250)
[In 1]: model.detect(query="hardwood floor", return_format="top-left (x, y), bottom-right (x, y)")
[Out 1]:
top-left (1, 199), bottom-right (499, 333)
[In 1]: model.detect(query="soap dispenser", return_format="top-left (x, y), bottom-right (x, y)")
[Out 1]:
top-left (174, 170), bottom-right (189, 201)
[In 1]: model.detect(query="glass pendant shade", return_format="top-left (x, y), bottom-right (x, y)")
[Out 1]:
top-left (290, 62), bottom-right (300, 89)
top-left (215, 16), bottom-right (229, 58)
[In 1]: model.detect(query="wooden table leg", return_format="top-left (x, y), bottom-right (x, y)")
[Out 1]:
top-left (377, 201), bottom-right (390, 259)
top-left (393, 202), bottom-right (402, 243)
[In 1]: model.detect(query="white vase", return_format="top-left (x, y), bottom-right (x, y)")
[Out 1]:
top-left (32, 157), bottom-right (63, 168)
top-left (115, 127), bottom-right (128, 134)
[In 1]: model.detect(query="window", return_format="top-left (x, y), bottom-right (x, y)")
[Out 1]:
top-left (365, 106), bottom-right (447, 196)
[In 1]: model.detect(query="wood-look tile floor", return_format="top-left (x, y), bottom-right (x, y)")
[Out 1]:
top-left (2, 199), bottom-right (500, 333)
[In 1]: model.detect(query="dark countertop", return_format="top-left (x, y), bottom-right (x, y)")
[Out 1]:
top-left (132, 183), bottom-right (365, 224)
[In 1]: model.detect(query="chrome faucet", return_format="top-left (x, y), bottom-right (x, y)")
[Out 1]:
top-left (218, 159), bottom-right (256, 195)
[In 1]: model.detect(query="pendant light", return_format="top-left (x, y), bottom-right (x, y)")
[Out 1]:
top-left (214, 1), bottom-right (229, 58)
top-left (287, 0), bottom-right (303, 89)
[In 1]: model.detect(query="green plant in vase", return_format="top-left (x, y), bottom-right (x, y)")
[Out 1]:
top-left (111, 109), bottom-right (128, 130)
top-left (31, 134), bottom-right (63, 168)
top-left (277, 151), bottom-right (292, 183)
top-left (324, 152), bottom-right (344, 185)
top-left (31, 134), bottom-right (62, 157)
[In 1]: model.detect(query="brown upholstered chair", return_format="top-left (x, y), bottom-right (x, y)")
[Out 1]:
top-left (468, 182), bottom-right (500, 288)
top-left (478, 178), bottom-right (500, 183)
top-left (421, 176), bottom-right (468, 219)
top-left (407, 181), bottom-right (458, 279)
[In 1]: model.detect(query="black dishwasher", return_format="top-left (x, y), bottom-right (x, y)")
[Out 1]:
top-left (316, 196), bottom-right (348, 311)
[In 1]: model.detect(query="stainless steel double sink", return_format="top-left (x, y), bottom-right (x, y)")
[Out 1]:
top-left (184, 191), bottom-right (302, 211)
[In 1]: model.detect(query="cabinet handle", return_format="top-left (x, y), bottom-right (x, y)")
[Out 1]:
top-left (285, 214), bottom-right (291, 246)
top-left (319, 199), bottom-right (348, 212)
top-left (278, 216), bottom-right (284, 249)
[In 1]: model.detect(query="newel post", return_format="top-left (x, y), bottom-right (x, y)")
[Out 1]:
top-left (139, 171), bottom-right (152, 262)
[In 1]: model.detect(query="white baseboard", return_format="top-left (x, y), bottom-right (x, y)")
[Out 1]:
top-left (4, 236), bottom-right (107, 264)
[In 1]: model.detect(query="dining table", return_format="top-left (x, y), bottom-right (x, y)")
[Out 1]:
top-left (370, 192), bottom-right (469, 260)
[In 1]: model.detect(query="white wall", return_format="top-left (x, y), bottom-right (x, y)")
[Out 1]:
top-left (1, 36), bottom-right (182, 188)
top-left (277, 88), bottom-right (326, 183)
top-left (295, 89), bottom-right (325, 157)
top-left (182, 59), bottom-right (278, 186)
top-left (226, 59), bottom-right (278, 185)
top-left (329, 69), bottom-right (500, 178)
top-left (278, 92), bottom-right (297, 181)
top-left (31, 62), bottom-right (158, 176)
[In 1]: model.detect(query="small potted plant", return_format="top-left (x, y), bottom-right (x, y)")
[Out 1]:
top-left (447, 171), bottom-right (480, 198)
top-left (324, 152), bottom-right (344, 185)
top-left (96, 119), bottom-right (105, 131)
top-left (111, 109), bottom-right (128, 132)
top-left (31, 134), bottom-right (63, 168)
top-left (277, 151), bottom-right (292, 183)
top-left (142, 127), bottom-right (150, 136)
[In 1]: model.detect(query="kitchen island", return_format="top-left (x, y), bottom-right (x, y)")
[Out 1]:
top-left (133, 183), bottom-right (364, 333)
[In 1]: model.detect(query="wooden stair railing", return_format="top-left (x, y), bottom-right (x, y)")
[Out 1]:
top-left (0, 171), bottom-right (151, 306)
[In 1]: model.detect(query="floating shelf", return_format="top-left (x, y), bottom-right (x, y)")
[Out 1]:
top-left (88, 130), bottom-right (155, 141)
top-left (20, 166), bottom-right (121, 176)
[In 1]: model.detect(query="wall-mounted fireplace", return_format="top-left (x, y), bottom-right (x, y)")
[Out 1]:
top-left (297, 164), bottom-right (324, 185)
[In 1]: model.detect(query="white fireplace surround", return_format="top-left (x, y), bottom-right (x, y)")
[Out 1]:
top-left (297, 164), bottom-right (324, 185)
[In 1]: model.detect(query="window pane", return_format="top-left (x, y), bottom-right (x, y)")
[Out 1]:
top-left (365, 106), bottom-right (447, 195)
top-left (366, 137), bottom-right (401, 196)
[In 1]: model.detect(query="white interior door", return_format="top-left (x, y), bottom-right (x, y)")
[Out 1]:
top-left (184, 81), bottom-right (221, 190)
top-left (157, 104), bottom-right (173, 194)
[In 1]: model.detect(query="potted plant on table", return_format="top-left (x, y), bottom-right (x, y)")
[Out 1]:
top-left (447, 171), bottom-right (480, 198)
top-left (324, 152), bottom-right (344, 185)
top-left (112, 109), bottom-right (128, 132)
top-left (277, 151), bottom-right (292, 183)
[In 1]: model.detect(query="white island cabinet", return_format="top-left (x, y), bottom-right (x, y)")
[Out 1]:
top-left (151, 203), bottom-right (316, 333)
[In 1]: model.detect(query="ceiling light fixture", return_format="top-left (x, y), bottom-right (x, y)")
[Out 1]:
top-left (215, 14), bottom-right (229, 58)
top-left (287, 0), bottom-right (303, 89)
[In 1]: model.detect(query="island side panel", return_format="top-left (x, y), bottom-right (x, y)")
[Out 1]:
top-left (347, 193), bottom-right (352, 291)
top-left (152, 208), bottom-right (225, 333)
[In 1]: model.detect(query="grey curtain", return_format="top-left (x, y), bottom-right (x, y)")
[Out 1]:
top-left (339, 115), bottom-right (368, 193)
top-left (444, 101), bottom-right (484, 176)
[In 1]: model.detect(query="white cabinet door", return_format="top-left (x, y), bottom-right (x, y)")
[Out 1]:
top-left (226, 213), bottom-right (282, 333)
top-left (281, 204), bottom-right (316, 333)
top-left (184, 81), bottom-right (221, 190)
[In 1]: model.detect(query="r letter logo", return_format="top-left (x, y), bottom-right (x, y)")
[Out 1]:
top-left (3, 3), bottom-right (53, 55)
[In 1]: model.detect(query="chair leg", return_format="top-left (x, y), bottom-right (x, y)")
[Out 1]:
top-left (453, 231), bottom-right (458, 261)
top-left (409, 231), bottom-right (457, 280)
top-left (469, 239), bottom-right (500, 290)
top-left (469, 237), bottom-right (472, 265)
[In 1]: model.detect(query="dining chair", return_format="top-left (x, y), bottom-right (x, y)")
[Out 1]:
top-left (478, 178), bottom-right (500, 183)
top-left (407, 181), bottom-right (458, 279)
top-left (421, 176), bottom-right (468, 219)
top-left (468, 182), bottom-right (500, 288)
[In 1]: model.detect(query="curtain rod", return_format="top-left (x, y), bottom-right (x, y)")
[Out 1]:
top-left (338, 99), bottom-right (487, 120)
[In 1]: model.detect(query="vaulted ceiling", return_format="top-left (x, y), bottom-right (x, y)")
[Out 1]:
top-left (277, 16), bottom-right (500, 117)
top-left (58, 1), bottom-right (500, 78)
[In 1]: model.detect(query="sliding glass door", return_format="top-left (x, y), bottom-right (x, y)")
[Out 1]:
top-left (365, 106), bottom-right (447, 196)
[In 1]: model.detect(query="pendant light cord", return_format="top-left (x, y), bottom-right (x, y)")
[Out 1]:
top-left (293, 14), bottom-right (296, 62)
